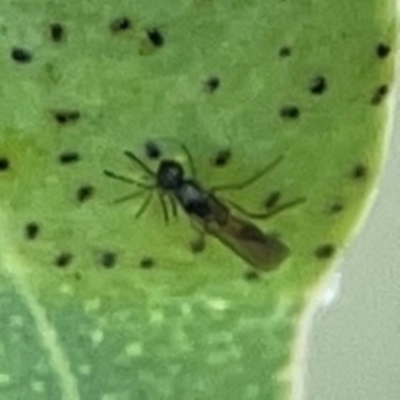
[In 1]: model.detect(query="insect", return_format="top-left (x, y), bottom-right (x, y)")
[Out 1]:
top-left (103, 145), bottom-right (305, 272)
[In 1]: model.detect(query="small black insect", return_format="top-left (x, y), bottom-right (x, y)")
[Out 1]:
top-left (104, 146), bottom-right (305, 271)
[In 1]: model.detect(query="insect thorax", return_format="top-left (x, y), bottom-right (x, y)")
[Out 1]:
top-left (176, 181), bottom-right (211, 218)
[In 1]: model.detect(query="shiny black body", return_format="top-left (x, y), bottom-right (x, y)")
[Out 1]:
top-left (157, 160), bottom-right (212, 218)
top-left (152, 159), bottom-right (291, 271)
top-left (104, 149), bottom-right (305, 271)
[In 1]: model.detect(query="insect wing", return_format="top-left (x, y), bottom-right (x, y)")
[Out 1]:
top-left (207, 215), bottom-right (289, 272)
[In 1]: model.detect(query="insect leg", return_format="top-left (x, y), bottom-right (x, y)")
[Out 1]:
top-left (168, 195), bottom-right (178, 218)
top-left (124, 150), bottom-right (156, 177)
top-left (104, 170), bottom-right (154, 189)
top-left (157, 193), bottom-right (170, 224)
top-left (181, 144), bottom-right (197, 178)
top-left (135, 191), bottom-right (154, 219)
top-left (211, 155), bottom-right (284, 192)
top-left (113, 190), bottom-right (146, 204)
top-left (224, 196), bottom-right (306, 220)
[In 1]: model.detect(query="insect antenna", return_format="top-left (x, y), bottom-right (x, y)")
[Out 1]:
top-left (103, 170), bottom-right (154, 189)
top-left (124, 150), bottom-right (155, 177)
top-left (113, 190), bottom-right (147, 204)
top-left (181, 144), bottom-right (197, 178)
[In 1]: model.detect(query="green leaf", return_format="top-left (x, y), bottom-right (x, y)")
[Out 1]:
top-left (0, 1), bottom-right (396, 399)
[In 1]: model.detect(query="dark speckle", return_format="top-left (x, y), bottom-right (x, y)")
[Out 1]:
top-left (205, 76), bottom-right (220, 93)
top-left (191, 237), bottom-right (205, 253)
top-left (54, 110), bottom-right (81, 124)
top-left (244, 270), bottom-right (260, 281)
top-left (145, 141), bottom-right (161, 159)
top-left (50, 23), bottom-right (64, 42)
top-left (77, 185), bottom-right (95, 202)
top-left (314, 244), bottom-right (335, 259)
top-left (59, 151), bottom-right (80, 164)
top-left (280, 106), bottom-right (300, 119)
top-left (351, 164), bottom-right (367, 180)
top-left (376, 43), bottom-right (391, 59)
top-left (264, 191), bottom-right (281, 208)
top-left (279, 46), bottom-right (291, 58)
top-left (25, 222), bottom-right (40, 240)
top-left (11, 47), bottom-right (32, 63)
top-left (140, 257), bottom-right (154, 269)
top-left (371, 85), bottom-right (388, 105)
top-left (110, 17), bottom-right (132, 32)
top-left (147, 28), bottom-right (164, 47)
top-left (330, 202), bottom-right (344, 214)
top-left (101, 251), bottom-right (117, 268)
top-left (310, 76), bottom-right (327, 95)
top-left (0, 158), bottom-right (10, 171)
top-left (54, 252), bottom-right (73, 268)
top-left (213, 149), bottom-right (231, 167)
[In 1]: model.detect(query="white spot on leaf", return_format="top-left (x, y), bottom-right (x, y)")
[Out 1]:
top-left (91, 329), bottom-right (104, 346)
top-left (31, 381), bottom-right (45, 393)
top-left (149, 310), bottom-right (164, 324)
top-left (59, 284), bottom-right (74, 295)
top-left (78, 365), bottom-right (92, 376)
top-left (206, 297), bottom-right (229, 311)
top-left (126, 342), bottom-right (143, 357)
top-left (0, 374), bottom-right (11, 387)
top-left (84, 298), bottom-right (101, 313)
top-left (180, 303), bottom-right (192, 316)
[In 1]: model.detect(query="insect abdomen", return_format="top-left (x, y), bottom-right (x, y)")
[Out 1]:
top-left (206, 215), bottom-right (289, 271)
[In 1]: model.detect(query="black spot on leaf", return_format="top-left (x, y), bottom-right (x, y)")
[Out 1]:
top-left (351, 164), bottom-right (367, 180)
top-left (50, 23), bottom-right (64, 42)
top-left (376, 43), bottom-right (391, 59)
top-left (279, 46), bottom-right (291, 58)
top-left (140, 257), bottom-right (154, 269)
top-left (77, 185), bottom-right (95, 202)
top-left (59, 152), bottom-right (80, 164)
top-left (310, 76), bottom-right (327, 95)
top-left (54, 110), bottom-right (81, 124)
top-left (25, 222), bottom-right (40, 240)
top-left (191, 237), bottom-right (205, 253)
top-left (100, 251), bottom-right (117, 268)
top-left (110, 17), bottom-right (132, 32)
top-left (314, 244), bottom-right (335, 259)
top-left (280, 106), bottom-right (300, 119)
top-left (371, 85), bottom-right (388, 105)
top-left (213, 149), bottom-right (231, 167)
top-left (244, 270), bottom-right (260, 281)
top-left (147, 29), bottom-right (164, 47)
top-left (11, 47), bottom-right (32, 63)
top-left (145, 141), bottom-right (161, 159)
top-left (54, 252), bottom-right (73, 268)
top-left (0, 158), bottom-right (10, 171)
top-left (205, 76), bottom-right (220, 93)
top-left (330, 202), bottom-right (344, 214)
